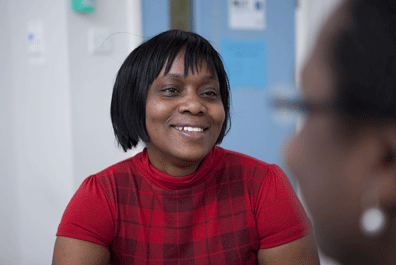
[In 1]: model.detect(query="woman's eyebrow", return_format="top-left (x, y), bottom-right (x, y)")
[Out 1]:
top-left (163, 73), bottom-right (184, 79)
top-left (163, 73), bottom-right (218, 80)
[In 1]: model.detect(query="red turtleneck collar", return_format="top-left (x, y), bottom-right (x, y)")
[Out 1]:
top-left (133, 146), bottom-right (226, 190)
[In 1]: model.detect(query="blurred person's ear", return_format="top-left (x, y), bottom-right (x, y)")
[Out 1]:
top-left (375, 123), bottom-right (396, 209)
top-left (340, 124), bottom-right (396, 202)
top-left (343, 123), bottom-right (396, 217)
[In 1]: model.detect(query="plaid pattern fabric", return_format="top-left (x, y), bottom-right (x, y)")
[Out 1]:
top-left (57, 147), bottom-right (311, 264)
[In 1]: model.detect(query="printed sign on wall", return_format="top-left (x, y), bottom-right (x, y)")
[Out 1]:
top-left (228, 0), bottom-right (266, 30)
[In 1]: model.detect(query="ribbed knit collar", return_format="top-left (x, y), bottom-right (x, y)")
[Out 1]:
top-left (134, 146), bottom-right (225, 190)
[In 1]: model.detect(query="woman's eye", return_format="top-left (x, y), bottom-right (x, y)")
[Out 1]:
top-left (202, 90), bottom-right (218, 98)
top-left (163, 87), bottom-right (179, 94)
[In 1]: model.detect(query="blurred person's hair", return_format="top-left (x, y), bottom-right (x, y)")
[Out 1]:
top-left (110, 29), bottom-right (231, 151)
top-left (332, 0), bottom-right (396, 121)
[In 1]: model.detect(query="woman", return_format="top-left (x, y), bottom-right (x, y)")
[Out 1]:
top-left (53, 30), bottom-right (319, 264)
top-left (284, 0), bottom-right (396, 264)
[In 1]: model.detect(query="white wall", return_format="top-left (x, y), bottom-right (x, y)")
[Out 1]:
top-left (0, 0), bottom-right (142, 264)
top-left (0, 0), bottom-right (19, 264)
top-left (7, 1), bottom-right (73, 264)
top-left (296, 0), bottom-right (343, 87)
top-left (67, 0), bottom-right (143, 189)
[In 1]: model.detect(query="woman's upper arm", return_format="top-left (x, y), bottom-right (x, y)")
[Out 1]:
top-left (52, 236), bottom-right (110, 265)
top-left (257, 232), bottom-right (320, 265)
top-left (54, 176), bottom-right (115, 264)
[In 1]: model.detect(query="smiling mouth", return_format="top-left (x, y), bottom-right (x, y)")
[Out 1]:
top-left (174, 126), bottom-right (207, 132)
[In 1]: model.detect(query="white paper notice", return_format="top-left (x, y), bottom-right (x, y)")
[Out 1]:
top-left (228, 0), bottom-right (266, 30)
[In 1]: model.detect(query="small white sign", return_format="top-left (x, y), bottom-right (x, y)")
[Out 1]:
top-left (27, 20), bottom-right (45, 65)
top-left (228, 0), bottom-right (266, 30)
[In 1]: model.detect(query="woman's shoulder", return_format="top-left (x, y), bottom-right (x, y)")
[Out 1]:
top-left (215, 146), bottom-right (279, 183)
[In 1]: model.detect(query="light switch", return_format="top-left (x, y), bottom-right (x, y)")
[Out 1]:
top-left (27, 20), bottom-right (46, 65)
top-left (28, 20), bottom-right (45, 56)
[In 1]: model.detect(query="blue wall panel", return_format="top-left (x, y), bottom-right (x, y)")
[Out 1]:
top-left (142, 0), bottom-right (169, 39)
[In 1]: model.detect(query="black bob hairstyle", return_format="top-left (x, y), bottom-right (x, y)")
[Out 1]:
top-left (111, 30), bottom-right (231, 152)
top-left (331, 0), bottom-right (396, 121)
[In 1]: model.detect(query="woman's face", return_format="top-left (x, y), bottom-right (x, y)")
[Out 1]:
top-left (284, 4), bottom-right (376, 258)
top-left (145, 52), bottom-right (225, 177)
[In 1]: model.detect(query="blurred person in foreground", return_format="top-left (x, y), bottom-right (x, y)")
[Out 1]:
top-left (283, 0), bottom-right (396, 264)
top-left (52, 30), bottom-right (320, 264)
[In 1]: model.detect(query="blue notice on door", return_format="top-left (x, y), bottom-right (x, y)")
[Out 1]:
top-left (220, 39), bottom-right (268, 89)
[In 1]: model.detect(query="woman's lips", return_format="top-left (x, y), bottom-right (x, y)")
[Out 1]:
top-left (174, 126), bottom-right (206, 132)
top-left (172, 125), bottom-right (208, 140)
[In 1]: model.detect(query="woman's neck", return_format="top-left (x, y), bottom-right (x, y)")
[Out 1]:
top-left (146, 148), bottom-right (203, 177)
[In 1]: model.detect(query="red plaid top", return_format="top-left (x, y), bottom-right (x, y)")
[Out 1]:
top-left (57, 146), bottom-right (312, 264)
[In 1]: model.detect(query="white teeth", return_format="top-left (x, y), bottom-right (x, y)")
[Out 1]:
top-left (175, 126), bottom-right (204, 132)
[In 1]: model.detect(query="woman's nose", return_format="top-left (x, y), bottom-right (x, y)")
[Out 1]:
top-left (178, 90), bottom-right (206, 115)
